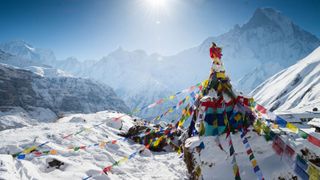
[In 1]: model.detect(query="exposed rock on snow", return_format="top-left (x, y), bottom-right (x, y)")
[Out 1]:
top-left (0, 64), bottom-right (129, 130)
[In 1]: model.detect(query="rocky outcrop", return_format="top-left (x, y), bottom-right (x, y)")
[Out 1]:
top-left (0, 64), bottom-right (130, 130)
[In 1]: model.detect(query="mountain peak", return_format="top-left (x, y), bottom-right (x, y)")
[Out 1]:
top-left (244, 8), bottom-right (294, 34)
top-left (0, 40), bottom-right (56, 63)
top-left (0, 40), bottom-right (35, 52)
top-left (254, 7), bottom-right (280, 17)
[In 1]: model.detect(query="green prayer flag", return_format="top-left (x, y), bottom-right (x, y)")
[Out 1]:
top-left (298, 129), bottom-right (308, 139)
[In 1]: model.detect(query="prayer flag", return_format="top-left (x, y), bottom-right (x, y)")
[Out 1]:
top-left (286, 123), bottom-right (298, 133)
top-left (308, 134), bottom-right (320, 147)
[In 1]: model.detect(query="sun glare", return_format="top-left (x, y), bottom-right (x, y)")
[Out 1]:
top-left (145, 0), bottom-right (167, 9)
top-left (136, 0), bottom-right (173, 25)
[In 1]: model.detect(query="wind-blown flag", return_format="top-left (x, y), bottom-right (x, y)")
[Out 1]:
top-left (255, 104), bottom-right (267, 114)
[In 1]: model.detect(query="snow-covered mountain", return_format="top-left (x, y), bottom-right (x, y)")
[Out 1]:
top-left (52, 8), bottom-right (319, 118)
top-left (0, 40), bottom-right (56, 65)
top-left (0, 48), bottom-right (73, 78)
top-left (0, 63), bottom-right (129, 130)
top-left (251, 46), bottom-right (320, 112)
top-left (1, 8), bottom-right (319, 120)
top-left (0, 49), bottom-right (49, 68)
top-left (202, 8), bottom-right (320, 93)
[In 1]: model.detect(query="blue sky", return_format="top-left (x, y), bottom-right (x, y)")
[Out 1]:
top-left (0, 0), bottom-right (319, 60)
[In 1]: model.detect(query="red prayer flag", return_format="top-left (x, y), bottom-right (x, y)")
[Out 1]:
top-left (199, 85), bottom-right (203, 91)
top-left (243, 98), bottom-right (249, 106)
top-left (256, 104), bottom-right (267, 114)
top-left (307, 134), bottom-right (320, 147)
top-left (103, 166), bottom-right (112, 173)
top-left (156, 99), bottom-right (164, 104)
top-left (34, 151), bottom-right (42, 156)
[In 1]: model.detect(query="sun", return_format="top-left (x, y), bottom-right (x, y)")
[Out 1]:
top-left (137, 0), bottom-right (174, 25)
top-left (145, 0), bottom-right (167, 9)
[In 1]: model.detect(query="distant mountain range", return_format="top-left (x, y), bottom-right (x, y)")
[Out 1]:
top-left (1, 8), bottom-right (319, 119)
top-left (0, 50), bottom-right (129, 130)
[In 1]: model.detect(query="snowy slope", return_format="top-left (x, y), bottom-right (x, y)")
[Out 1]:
top-left (0, 111), bottom-right (302, 180)
top-left (0, 64), bottom-right (129, 130)
top-left (0, 111), bottom-right (187, 179)
top-left (251, 46), bottom-right (320, 112)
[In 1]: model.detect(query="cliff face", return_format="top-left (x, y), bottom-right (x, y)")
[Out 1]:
top-left (0, 63), bottom-right (130, 130)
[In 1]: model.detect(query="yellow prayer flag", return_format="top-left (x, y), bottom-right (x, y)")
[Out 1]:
top-left (153, 136), bottom-right (163, 147)
top-left (169, 95), bottom-right (175, 100)
top-left (119, 157), bottom-right (128, 164)
top-left (251, 159), bottom-right (257, 167)
top-left (216, 72), bottom-right (226, 79)
top-left (234, 114), bottom-right (242, 121)
top-left (233, 165), bottom-right (239, 175)
top-left (168, 108), bottom-right (174, 113)
top-left (177, 147), bottom-right (182, 154)
top-left (202, 79), bottom-right (209, 88)
top-left (217, 83), bottom-right (222, 91)
top-left (195, 166), bottom-right (201, 177)
top-left (272, 124), bottom-right (279, 129)
top-left (186, 96), bottom-right (190, 101)
top-left (178, 120), bottom-right (184, 128)
top-left (186, 110), bottom-right (191, 116)
top-left (224, 118), bottom-right (228, 126)
top-left (308, 163), bottom-right (320, 180)
top-left (286, 123), bottom-right (298, 133)
top-left (23, 146), bottom-right (37, 154)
